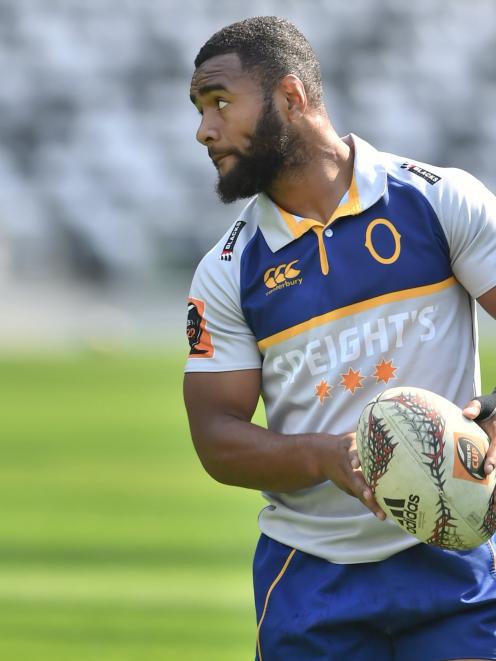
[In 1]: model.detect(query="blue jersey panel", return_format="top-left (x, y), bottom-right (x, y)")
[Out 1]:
top-left (240, 177), bottom-right (452, 342)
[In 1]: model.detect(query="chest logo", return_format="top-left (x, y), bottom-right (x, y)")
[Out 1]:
top-left (365, 218), bottom-right (402, 265)
top-left (264, 260), bottom-right (302, 293)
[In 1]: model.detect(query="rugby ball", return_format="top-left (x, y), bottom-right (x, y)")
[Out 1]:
top-left (357, 386), bottom-right (496, 550)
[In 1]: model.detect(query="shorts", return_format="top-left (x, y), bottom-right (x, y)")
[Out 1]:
top-left (253, 533), bottom-right (496, 661)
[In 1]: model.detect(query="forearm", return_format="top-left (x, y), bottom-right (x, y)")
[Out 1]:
top-left (191, 413), bottom-right (328, 492)
top-left (184, 370), bottom-right (385, 517)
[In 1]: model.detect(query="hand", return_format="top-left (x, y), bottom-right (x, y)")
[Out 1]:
top-left (463, 396), bottom-right (496, 475)
top-left (323, 432), bottom-right (386, 520)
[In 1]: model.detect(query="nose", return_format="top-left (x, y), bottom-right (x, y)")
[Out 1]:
top-left (196, 111), bottom-right (220, 146)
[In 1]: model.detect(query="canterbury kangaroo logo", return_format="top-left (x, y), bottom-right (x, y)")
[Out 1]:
top-left (264, 260), bottom-right (301, 289)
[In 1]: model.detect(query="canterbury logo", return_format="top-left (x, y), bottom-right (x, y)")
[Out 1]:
top-left (264, 260), bottom-right (301, 289)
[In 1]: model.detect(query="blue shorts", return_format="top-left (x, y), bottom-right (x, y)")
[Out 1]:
top-left (253, 534), bottom-right (496, 661)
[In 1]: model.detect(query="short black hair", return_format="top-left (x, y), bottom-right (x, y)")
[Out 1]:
top-left (194, 16), bottom-right (324, 109)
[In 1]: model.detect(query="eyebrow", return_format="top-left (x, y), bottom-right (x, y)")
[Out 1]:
top-left (189, 83), bottom-right (229, 105)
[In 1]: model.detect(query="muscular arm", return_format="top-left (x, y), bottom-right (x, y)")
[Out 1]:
top-left (463, 285), bottom-right (496, 471)
top-left (184, 369), bottom-right (385, 517)
top-left (184, 369), bottom-right (323, 491)
top-left (478, 285), bottom-right (496, 319)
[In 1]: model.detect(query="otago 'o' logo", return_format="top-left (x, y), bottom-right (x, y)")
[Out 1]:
top-left (264, 260), bottom-right (300, 289)
top-left (365, 218), bottom-right (402, 265)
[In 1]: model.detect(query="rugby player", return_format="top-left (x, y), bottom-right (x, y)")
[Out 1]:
top-left (184, 16), bottom-right (496, 660)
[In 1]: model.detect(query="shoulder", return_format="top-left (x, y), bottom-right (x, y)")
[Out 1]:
top-left (186, 198), bottom-right (262, 371)
top-left (197, 197), bottom-right (259, 268)
top-left (191, 197), bottom-right (260, 296)
top-left (380, 150), bottom-right (492, 214)
top-left (378, 149), bottom-right (496, 298)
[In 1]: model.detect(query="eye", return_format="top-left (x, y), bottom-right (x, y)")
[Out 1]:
top-left (216, 99), bottom-right (229, 110)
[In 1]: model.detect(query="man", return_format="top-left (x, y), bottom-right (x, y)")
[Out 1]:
top-left (184, 16), bottom-right (496, 661)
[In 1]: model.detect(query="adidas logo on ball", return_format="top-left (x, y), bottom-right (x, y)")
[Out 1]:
top-left (357, 386), bottom-right (496, 550)
top-left (384, 495), bottom-right (422, 535)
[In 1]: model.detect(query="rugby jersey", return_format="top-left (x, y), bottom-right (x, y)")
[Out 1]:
top-left (185, 134), bottom-right (496, 564)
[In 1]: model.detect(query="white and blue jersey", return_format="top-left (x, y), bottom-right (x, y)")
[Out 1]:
top-left (185, 134), bottom-right (496, 564)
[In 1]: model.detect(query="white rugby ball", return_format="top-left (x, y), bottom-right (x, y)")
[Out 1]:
top-left (357, 386), bottom-right (496, 550)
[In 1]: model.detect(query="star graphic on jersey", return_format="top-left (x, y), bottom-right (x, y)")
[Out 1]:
top-left (341, 368), bottom-right (364, 394)
top-left (315, 379), bottom-right (332, 404)
top-left (374, 359), bottom-right (397, 384)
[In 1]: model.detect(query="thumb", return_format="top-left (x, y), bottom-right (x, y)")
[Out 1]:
top-left (463, 399), bottom-right (481, 420)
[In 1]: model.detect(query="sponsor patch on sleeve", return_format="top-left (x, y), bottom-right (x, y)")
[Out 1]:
top-left (220, 220), bottom-right (246, 261)
top-left (400, 162), bottom-right (441, 185)
top-left (187, 297), bottom-right (214, 358)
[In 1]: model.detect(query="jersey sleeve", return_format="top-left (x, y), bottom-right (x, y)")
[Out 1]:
top-left (184, 251), bottom-right (262, 373)
top-left (437, 169), bottom-right (496, 299)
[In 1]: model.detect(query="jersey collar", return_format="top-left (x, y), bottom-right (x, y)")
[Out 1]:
top-left (255, 134), bottom-right (388, 253)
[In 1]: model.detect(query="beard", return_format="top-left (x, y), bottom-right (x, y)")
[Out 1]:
top-left (215, 98), bottom-right (310, 204)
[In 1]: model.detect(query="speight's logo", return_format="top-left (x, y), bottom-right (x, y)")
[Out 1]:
top-left (264, 260), bottom-right (303, 295)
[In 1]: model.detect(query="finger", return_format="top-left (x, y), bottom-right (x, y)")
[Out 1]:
top-left (484, 439), bottom-right (496, 474)
top-left (350, 454), bottom-right (361, 470)
top-left (473, 388), bottom-right (496, 423)
top-left (350, 472), bottom-right (386, 520)
top-left (462, 399), bottom-right (481, 420)
top-left (362, 488), bottom-right (387, 520)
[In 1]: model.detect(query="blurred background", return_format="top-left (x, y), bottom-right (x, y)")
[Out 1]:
top-left (1, 0), bottom-right (495, 659)
top-left (1, 0), bottom-right (495, 347)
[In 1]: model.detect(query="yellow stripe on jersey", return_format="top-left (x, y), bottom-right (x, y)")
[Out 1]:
top-left (312, 225), bottom-right (329, 275)
top-left (257, 275), bottom-right (457, 351)
top-left (329, 174), bottom-right (361, 222)
top-left (277, 207), bottom-right (319, 239)
top-left (277, 174), bottom-right (362, 239)
top-left (276, 175), bottom-right (362, 276)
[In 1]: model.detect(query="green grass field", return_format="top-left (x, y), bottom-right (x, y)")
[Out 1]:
top-left (1, 343), bottom-right (495, 660)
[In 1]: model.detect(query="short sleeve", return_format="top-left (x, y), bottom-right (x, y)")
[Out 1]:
top-left (438, 170), bottom-right (496, 299)
top-left (184, 252), bottom-right (262, 373)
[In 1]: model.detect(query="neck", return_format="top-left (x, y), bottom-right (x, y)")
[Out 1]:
top-left (266, 125), bottom-right (354, 224)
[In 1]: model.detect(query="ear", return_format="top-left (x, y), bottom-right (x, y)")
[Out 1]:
top-left (277, 74), bottom-right (308, 120)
